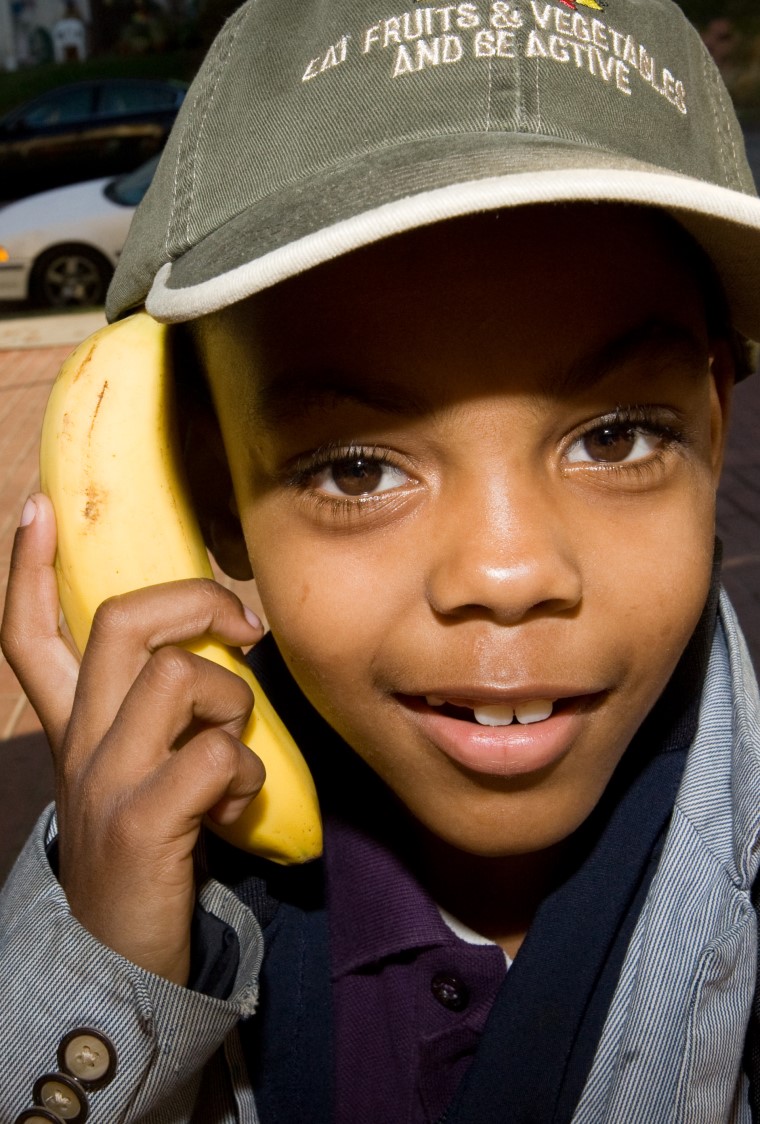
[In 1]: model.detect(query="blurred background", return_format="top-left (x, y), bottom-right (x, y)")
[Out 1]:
top-left (683, 0), bottom-right (760, 119)
top-left (0, 0), bottom-right (235, 81)
top-left (0, 0), bottom-right (239, 313)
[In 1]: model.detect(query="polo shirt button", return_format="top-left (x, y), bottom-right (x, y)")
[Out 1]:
top-left (58, 1028), bottom-right (116, 1090)
top-left (32, 1073), bottom-right (88, 1122)
top-left (431, 971), bottom-right (470, 1011)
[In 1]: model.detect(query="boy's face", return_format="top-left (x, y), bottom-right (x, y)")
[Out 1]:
top-left (195, 206), bottom-right (731, 858)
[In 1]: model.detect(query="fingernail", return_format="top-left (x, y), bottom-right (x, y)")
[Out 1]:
top-left (19, 496), bottom-right (37, 527)
top-left (243, 605), bottom-right (262, 630)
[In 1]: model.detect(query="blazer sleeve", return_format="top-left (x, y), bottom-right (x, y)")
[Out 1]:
top-left (0, 805), bottom-right (264, 1123)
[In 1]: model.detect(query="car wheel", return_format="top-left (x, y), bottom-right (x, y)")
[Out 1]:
top-left (30, 244), bottom-right (113, 309)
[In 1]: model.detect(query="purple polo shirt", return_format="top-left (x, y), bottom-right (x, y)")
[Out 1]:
top-left (325, 813), bottom-right (509, 1123)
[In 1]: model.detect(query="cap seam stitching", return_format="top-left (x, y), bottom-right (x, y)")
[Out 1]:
top-left (167, 86), bottom-right (204, 259)
top-left (713, 62), bottom-right (742, 187)
top-left (167, 2), bottom-right (251, 257)
top-left (704, 51), bottom-right (725, 188)
top-left (703, 49), bottom-right (733, 190)
top-left (185, 9), bottom-right (250, 248)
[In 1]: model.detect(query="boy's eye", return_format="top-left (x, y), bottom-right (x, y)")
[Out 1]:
top-left (566, 423), bottom-right (664, 465)
top-left (311, 455), bottom-right (409, 497)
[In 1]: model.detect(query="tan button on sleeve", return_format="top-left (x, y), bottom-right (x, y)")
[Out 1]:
top-left (2, 809), bottom-right (265, 1121)
top-left (32, 1073), bottom-right (87, 1122)
top-left (59, 1029), bottom-right (115, 1089)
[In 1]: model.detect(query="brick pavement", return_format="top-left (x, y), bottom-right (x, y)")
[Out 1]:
top-left (0, 345), bottom-right (69, 742)
top-left (0, 338), bottom-right (758, 885)
top-left (0, 345), bottom-right (64, 884)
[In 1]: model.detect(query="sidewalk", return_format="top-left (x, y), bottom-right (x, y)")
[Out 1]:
top-left (0, 308), bottom-right (106, 352)
top-left (0, 340), bottom-right (72, 742)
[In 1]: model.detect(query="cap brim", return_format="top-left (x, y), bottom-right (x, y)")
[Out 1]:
top-left (145, 135), bottom-right (760, 346)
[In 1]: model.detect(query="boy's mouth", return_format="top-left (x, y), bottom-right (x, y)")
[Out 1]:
top-left (396, 691), bottom-right (592, 777)
top-left (424, 696), bottom-right (555, 726)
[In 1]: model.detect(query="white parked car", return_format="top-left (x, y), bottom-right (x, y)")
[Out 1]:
top-left (0, 155), bottom-right (157, 309)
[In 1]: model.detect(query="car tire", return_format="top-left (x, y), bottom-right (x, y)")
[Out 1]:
top-left (29, 244), bottom-right (113, 309)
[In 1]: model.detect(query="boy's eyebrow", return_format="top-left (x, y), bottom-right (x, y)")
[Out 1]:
top-left (254, 371), bottom-right (429, 428)
top-left (555, 318), bottom-right (710, 396)
top-left (254, 319), bottom-right (710, 427)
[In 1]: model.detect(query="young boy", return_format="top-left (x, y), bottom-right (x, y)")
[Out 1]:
top-left (3, 1), bottom-right (760, 1121)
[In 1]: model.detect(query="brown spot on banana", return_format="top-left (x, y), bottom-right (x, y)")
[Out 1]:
top-left (72, 339), bottom-right (98, 383)
top-left (83, 483), bottom-right (106, 523)
top-left (87, 380), bottom-right (109, 440)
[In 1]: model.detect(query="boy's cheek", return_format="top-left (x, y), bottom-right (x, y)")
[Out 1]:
top-left (246, 517), bottom-right (714, 857)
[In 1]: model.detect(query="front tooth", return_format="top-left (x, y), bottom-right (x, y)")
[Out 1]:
top-left (426, 695), bottom-right (446, 707)
top-left (473, 704), bottom-right (515, 727)
top-left (513, 699), bottom-right (553, 725)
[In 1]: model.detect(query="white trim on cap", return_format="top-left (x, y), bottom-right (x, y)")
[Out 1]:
top-left (146, 167), bottom-right (760, 335)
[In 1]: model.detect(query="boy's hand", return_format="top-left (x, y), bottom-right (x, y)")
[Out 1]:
top-left (1, 494), bottom-right (265, 985)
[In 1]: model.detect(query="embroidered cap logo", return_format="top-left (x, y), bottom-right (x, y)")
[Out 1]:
top-left (560, 0), bottom-right (607, 11)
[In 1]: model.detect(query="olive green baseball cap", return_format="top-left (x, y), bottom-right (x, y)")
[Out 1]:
top-left (107, 0), bottom-right (760, 352)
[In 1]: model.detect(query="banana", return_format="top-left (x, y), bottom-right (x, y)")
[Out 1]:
top-left (39, 311), bottom-right (322, 864)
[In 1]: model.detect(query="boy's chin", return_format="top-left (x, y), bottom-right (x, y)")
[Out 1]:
top-left (406, 788), bottom-right (600, 861)
top-left (426, 827), bottom-right (583, 862)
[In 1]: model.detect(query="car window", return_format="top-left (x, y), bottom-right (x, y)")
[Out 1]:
top-left (20, 86), bottom-right (95, 128)
top-left (97, 82), bottom-right (181, 118)
top-left (105, 153), bottom-right (160, 206)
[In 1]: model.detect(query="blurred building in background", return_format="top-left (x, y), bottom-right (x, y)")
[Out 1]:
top-left (52, 3), bottom-right (88, 63)
top-left (1, 0), bottom-right (93, 70)
top-left (0, 0), bottom-right (206, 71)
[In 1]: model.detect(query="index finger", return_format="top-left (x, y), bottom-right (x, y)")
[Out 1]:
top-left (1, 493), bottom-right (80, 749)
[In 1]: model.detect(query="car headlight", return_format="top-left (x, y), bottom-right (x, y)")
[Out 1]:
top-left (0, 246), bottom-right (10, 263)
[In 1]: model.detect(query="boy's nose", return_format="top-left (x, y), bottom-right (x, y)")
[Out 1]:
top-left (424, 479), bottom-right (582, 624)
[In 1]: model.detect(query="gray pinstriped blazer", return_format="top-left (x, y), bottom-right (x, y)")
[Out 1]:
top-left (1, 590), bottom-right (758, 1123)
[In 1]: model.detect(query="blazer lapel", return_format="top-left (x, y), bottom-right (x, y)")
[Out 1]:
top-left (239, 891), bottom-right (333, 1124)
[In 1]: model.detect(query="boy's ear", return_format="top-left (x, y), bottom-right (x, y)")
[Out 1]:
top-left (175, 332), bottom-right (254, 581)
top-left (708, 338), bottom-right (735, 480)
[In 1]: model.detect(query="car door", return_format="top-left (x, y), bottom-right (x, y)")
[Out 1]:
top-left (0, 84), bottom-right (97, 200)
top-left (90, 80), bottom-right (183, 176)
